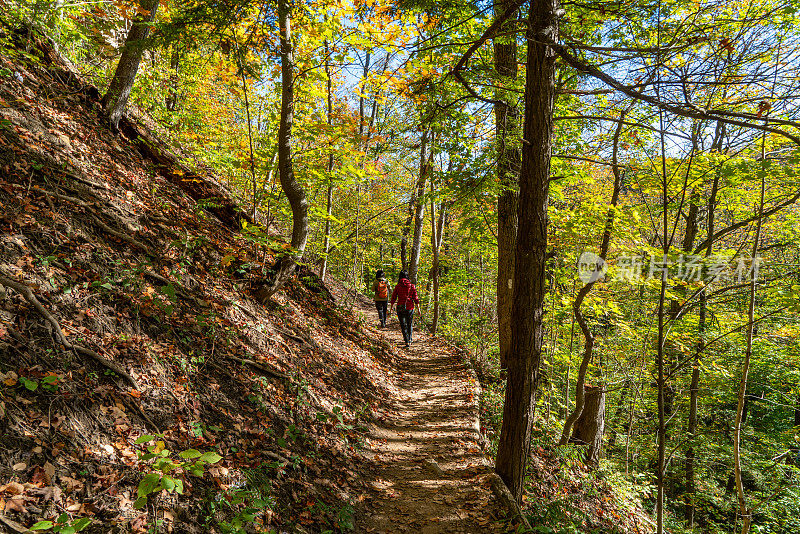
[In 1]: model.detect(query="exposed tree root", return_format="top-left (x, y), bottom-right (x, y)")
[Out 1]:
top-left (0, 271), bottom-right (140, 389)
top-left (487, 473), bottom-right (533, 531)
top-left (273, 326), bottom-right (306, 344)
top-left (253, 256), bottom-right (299, 303)
top-left (0, 515), bottom-right (33, 534)
top-left (263, 450), bottom-right (290, 465)
top-left (143, 270), bottom-right (209, 308)
top-left (119, 393), bottom-right (160, 433)
top-left (40, 188), bottom-right (151, 252)
top-left (225, 354), bottom-right (289, 381)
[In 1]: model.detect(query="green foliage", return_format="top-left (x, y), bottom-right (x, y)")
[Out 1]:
top-left (30, 514), bottom-right (92, 533)
top-left (311, 499), bottom-right (355, 533)
top-left (20, 375), bottom-right (38, 391)
top-left (133, 435), bottom-right (222, 510)
top-left (8, 0), bottom-right (800, 531)
top-left (202, 463), bottom-right (278, 533)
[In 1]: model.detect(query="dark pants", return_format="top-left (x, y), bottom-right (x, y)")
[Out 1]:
top-left (397, 307), bottom-right (414, 345)
top-left (375, 300), bottom-right (388, 326)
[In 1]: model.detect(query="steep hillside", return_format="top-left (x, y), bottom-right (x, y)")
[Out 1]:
top-left (0, 23), bottom-right (655, 534)
top-left (0, 24), bottom-right (446, 533)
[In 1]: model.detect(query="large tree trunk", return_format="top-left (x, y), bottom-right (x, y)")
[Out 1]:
top-left (103, 0), bottom-right (160, 130)
top-left (258, 0), bottom-right (307, 301)
top-left (494, 0), bottom-right (558, 503)
top-left (494, 0), bottom-right (520, 371)
top-left (277, 0), bottom-right (307, 254)
top-left (570, 385), bottom-right (605, 467)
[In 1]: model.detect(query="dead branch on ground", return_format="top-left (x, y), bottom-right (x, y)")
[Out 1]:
top-left (0, 271), bottom-right (140, 389)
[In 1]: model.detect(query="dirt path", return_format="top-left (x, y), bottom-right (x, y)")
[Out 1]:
top-left (355, 301), bottom-right (507, 533)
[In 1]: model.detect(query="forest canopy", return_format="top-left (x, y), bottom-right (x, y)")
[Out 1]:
top-left (4, 0), bottom-right (800, 532)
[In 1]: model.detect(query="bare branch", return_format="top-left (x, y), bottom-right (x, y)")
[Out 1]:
top-left (551, 43), bottom-right (800, 145)
top-left (446, 0), bottom-right (527, 104)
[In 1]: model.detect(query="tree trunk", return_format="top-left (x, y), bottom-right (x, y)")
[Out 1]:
top-left (103, 0), bottom-right (160, 130)
top-left (734, 139), bottom-right (766, 534)
top-left (401, 129), bottom-right (427, 271)
top-left (359, 51), bottom-right (371, 142)
top-left (258, 0), bottom-right (307, 301)
top-left (165, 42), bottom-right (180, 111)
top-left (277, 0), bottom-right (307, 254)
top-left (685, 134), bottom-right (721, 525)
top-left (494, 0), bottom-right (558, 503)
top-left (321, 39), bottom-right (335, 282)
top-left (655, 92), bottom-right (670, 534)
top-left (350, 177), bottom-right (361, 308)
top-left (570, 385), bottom-right (605, 467)
top-left (232, 31), bottom-right (258, 222)
top-left (684, 292), bottom-right (702, 526)
top-left (408, 131), bottom-right (433, 284)
top-left (494, 0), bottom-right (520, 371)
top-left (264, 151), bottom-right (278, 230)
top-left (795, 392), bottom-right (800, 428)
top-left (558, 110), bottom-right (626, 449)
top-left (429, 179), bottom-right (446, 335)
top-left (607, 381), bottom-right (629, 448)
top-left (656, 234), bottom-right (667, 534)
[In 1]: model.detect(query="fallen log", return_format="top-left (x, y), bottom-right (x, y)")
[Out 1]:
top-left (118, 118), bottom-right (252, 232)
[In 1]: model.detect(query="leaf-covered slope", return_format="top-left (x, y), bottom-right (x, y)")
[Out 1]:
top-left (0, 25), bottom-right (403, 534)
top-left (0, 23), bottom-right (657, 534)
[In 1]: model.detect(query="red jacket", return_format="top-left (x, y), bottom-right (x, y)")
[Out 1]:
top-left (390, 278), bottom-right (419, 311)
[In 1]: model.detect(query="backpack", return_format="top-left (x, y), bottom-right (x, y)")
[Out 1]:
top-left (376, 279), bottom-right (388, 299)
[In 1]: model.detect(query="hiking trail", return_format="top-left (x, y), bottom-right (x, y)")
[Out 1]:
top-left (349, 294), bottom-right (507, 533)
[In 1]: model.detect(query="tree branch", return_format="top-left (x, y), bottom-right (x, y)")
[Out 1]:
top-left (0, 271), bottom-right (140, 389)
top-left (551, 43), bottom-right (800, 145)
top-left (692, 189), bottom-right (800, 254)
top-left (447, 0), bottom-right (527, 105)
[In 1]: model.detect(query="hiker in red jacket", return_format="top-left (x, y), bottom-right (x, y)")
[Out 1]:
top-left (390, 270), bottom-right (420, 348)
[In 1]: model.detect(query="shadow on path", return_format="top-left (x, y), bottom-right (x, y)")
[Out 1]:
top-left (355, 305), bottom-right (507, 533)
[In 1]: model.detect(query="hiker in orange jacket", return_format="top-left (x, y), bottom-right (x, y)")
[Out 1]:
top-left (371, 269), bottom-right (391, 328)
top-left (390, 270), bottom-right (420, 348)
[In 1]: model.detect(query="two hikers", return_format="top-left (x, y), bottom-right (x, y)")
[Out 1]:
top-left (372, 269), bottom-right (421, 348)
top-left (390, 271), bottom-right (420, 348)
top-left (371, 270), bottom-right (391, 328)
